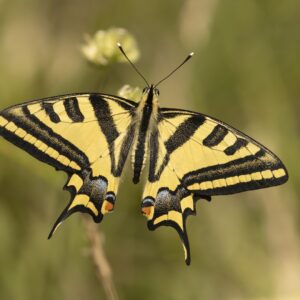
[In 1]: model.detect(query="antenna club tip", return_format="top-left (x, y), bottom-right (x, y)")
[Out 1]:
top-left (117, 42), bottom-right (122, 48)
top-left (189, 52), bottom-right (194, 57)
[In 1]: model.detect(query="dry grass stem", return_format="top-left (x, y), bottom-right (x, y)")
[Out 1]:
top-left (83, 217), bottom-right (119, 300)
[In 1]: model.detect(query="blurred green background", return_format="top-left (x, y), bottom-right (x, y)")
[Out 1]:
top-left (0, 0), bottom-right (299, 299)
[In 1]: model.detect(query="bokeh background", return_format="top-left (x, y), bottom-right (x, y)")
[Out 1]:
top-left (0, 0), bottom-right (299, 299)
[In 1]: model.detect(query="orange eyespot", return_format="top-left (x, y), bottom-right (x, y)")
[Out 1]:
top-left (105, 201), bottom-right (114, 212)
top-left (141, 206), bottom-right (151, 216)
top-left (102, 192), bottom-right (116, 214)
top-left (141, 197), bottom-right (155, 219)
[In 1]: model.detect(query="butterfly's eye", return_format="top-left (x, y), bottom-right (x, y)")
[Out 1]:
top-left (143, 87), bottom-right (149, 93)
top-left (154, 88), bottom-right (160, 96)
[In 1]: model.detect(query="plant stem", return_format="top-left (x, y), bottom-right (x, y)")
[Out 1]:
top-left (83, 216), bottom-right (119, 300)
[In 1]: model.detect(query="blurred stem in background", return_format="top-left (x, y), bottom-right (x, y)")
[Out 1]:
top-left (83, 217), bottom-right (119, 300)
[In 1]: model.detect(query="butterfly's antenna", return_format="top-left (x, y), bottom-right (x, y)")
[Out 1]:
top-left (154, 52), bottom-right (194, 88)
top-left (117, 43), bottom-right (150, 87)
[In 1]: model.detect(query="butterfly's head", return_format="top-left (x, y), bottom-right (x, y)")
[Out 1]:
top-left (142, 85), bottom-right (160, 96)
top-left (140, 84), bottom-right (160, 108)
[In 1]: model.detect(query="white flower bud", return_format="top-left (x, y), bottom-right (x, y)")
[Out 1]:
top-left (117, 85), bottom-right (142, 102)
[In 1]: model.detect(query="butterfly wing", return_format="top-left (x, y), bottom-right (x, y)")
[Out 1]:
top-left (142, 108), bottom-right (288, 264)
top-left (0, 93), bottom-right (137, 236)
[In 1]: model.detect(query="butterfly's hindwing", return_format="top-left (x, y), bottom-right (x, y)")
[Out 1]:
top-left (142, 108), bottom-right (288, 264)
top-left (0, 93), bottom-right (137, 236)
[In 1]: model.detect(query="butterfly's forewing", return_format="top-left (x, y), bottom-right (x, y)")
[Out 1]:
top-left (142, 108), bottom-right (288, 264)
top-left (0, 93), bottom-right (137, 236)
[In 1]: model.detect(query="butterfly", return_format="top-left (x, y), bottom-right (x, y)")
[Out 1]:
top-left (0, 48), bottom-right (288, 265)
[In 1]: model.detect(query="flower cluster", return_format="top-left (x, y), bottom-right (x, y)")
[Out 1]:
top-left (81, 27), bottom-right (140, 66)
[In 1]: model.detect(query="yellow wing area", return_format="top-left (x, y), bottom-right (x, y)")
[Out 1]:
top-left (0, 93), bottom-right (136, 236)
top-left (159, 109), bottom-right (288, 193)
top-left (142, 108), bottom-right (288, 265)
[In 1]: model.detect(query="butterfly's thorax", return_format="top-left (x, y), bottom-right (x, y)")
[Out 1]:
top-left (131, 85), bottom-right (159, 183)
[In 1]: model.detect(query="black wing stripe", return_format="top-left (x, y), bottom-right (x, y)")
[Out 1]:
top-left (203, 124), bottom-right (228, 147)
top-left (1, 107), bottom-right (89, 169)
top-left (42, 102), bottom-right (60, 123)
top-left (89, 94), bottom-right (134, 177)
top-left (160, 107), bottom-right (199, 116)
top-left (165, 115), bottom-right (205, 154)
top-left (224, 138), bottom-right (248, 155)
top-left (111, 99), bottom-right (136, 112)
top-left (182, 149), bottom-right (285, 185)
top-left (148, 115), bottom-right (205, 182)
top-left (115, 123), bottom-right (135, 176)
top-left (64, 97), bottom-right (84, 122)
top-left (148, 128), bottom-right (170, 182)
top-left (89, 95), bottom-right (119, 176)
top-left (89, 95), bottom-right (119, 144)
top-left (0, 125), bottom-right (75, 172)
top-left (148, 129), bottom-right (160, 181)
top-left (197, 177), bottom-right (287, 196)
top-left (101, 95), bottom-right (137, 109)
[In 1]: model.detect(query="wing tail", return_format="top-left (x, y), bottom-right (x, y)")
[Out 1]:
top-left (142, 182), bottom-right (197, 265)
top-left (49, 170), bottom-right (117, 238)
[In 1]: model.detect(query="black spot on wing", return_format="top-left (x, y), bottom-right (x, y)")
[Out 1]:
top-left (64, 97), bottom-right (84, 122)
top-left (203, 124), bottom-right (228, 147)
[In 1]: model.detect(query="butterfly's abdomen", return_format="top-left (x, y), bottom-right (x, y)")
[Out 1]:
top-left (132, 105), bottom-right (152, 183)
